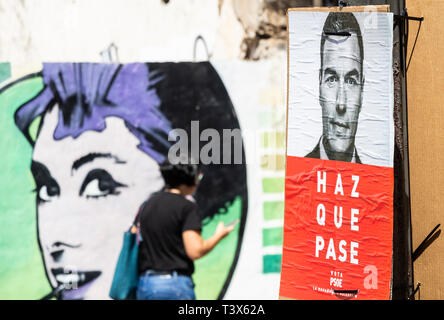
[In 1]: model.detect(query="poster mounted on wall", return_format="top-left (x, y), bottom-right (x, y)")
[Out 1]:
top-left (280, 6), bottom-right (395, 300)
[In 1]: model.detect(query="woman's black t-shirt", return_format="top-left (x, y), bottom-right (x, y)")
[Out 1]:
top-left (137, 191), bottom-right (202, 276)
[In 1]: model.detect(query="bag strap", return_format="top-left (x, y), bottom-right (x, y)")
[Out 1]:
top-left (128, 199), bottom-right (148, 233)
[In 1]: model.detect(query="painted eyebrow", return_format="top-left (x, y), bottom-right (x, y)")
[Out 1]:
top-left (72, 153), bottom-right (126, 171)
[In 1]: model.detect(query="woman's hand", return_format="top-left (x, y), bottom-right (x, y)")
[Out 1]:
top-left (214, 221), bottom-right (236, 240)
top-left (183, 220), bottom-right (238, 261)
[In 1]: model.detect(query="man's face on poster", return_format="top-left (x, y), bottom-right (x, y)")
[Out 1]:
top-left (319, 33), bottom-right (363, 157)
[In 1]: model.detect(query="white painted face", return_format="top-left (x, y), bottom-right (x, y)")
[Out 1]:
top-left (32, 105), bottom-right (164, 300)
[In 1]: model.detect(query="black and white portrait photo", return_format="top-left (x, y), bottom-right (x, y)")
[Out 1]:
top-left (287, 10), bottom-right (394, 167)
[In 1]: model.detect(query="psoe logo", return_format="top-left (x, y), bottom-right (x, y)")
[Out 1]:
top-left (330, 270), bottom-right (343, 288)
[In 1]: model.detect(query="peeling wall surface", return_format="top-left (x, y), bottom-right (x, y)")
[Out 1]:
top-left (0, 0), bottom-right (289, 299)
top-left (233, 0), bottom-right (312, 60)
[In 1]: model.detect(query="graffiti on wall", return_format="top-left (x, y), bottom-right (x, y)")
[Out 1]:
top-left (0, 62), bottom-right (248, 299)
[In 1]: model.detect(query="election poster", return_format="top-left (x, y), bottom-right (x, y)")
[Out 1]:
top-left (280, 7), bottom-right (394, 300)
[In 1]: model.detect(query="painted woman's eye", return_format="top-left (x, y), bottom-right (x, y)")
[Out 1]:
top-left (81, 179), bottom-right (105, 198)
top-left (36, 183), bottom-right (60, 203)
top-left (79, 169), bottom-right (127, 199)
top-left (38, 185), bottom-right (51, 202)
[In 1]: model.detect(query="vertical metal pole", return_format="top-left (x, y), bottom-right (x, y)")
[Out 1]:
top-left (383, 0), bottom-right (414, 300)
top-left (395, 0), bottom-right (415, 300)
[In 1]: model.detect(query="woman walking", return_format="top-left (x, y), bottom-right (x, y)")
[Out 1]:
top-left (136, 159), bottom-right (235, 300)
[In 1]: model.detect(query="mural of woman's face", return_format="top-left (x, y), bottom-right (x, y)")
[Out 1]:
top-left (32, 105), bottom-right (164, 299)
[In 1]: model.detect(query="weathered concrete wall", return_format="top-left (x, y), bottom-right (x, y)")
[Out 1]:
top-left (232, 0), bottom-right (312, 59)
top-left (0, 0), bottom-right (245, 74)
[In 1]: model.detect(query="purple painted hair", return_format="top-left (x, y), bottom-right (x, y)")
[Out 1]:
top-left (14, 63), bottom-right (172, 163)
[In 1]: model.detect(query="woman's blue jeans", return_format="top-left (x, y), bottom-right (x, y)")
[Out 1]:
top-left (136, 270), bottom-right (196, 300)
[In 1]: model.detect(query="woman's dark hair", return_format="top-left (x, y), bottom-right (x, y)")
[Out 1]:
top-left (160, 158), bottom-right (200, 188)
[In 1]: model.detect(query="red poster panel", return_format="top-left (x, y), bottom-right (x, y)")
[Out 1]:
top-left (279, 156), bottom-right (393, 299)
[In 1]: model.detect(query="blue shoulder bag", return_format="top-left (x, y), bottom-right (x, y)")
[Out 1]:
top-left (109, 201), bottom-right (146, 300)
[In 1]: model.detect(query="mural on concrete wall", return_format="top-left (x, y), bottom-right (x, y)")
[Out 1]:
top-left (209, 60), bottom-right (286, 299)
top-left (0, 62), bottom-right (248, 300)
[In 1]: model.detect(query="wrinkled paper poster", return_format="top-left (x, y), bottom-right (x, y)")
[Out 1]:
top-left (280, 9), bottom-right (394, 300)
